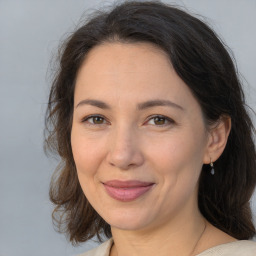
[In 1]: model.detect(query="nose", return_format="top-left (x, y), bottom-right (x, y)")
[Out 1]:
top-left (106, 126), bottom-right (144, 170)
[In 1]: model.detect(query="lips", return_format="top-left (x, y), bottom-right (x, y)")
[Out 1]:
top-left (103, 180), bottom-right (154, 202)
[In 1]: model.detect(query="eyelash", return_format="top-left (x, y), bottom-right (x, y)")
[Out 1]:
top-left (81, 115), bottom-right (109, 125)
top-left (81, 114), bottom-right (175, 127)
top-left (145, 115), bottom-right (175, 126)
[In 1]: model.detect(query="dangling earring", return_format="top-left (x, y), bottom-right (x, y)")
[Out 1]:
top-left (210, 159), bottom-right (215, 175)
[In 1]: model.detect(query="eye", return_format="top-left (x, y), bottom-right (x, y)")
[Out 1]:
top-left (82, 115), bottom-right (108, 125)
top-left (146, 115), bottom-right (174, 126)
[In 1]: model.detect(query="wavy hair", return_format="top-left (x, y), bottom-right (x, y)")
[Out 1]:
top-left (45, 1), bottom-right (256, 244)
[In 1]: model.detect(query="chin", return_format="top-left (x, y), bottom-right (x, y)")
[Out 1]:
top-left (100, 207), bottom-right (155, 231)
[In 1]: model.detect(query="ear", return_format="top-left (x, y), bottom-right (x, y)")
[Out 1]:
top-left (203, 116), bottom-right (231, 164)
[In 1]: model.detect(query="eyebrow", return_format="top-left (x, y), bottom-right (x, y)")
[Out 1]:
top-left (76, 99), bottom-right (184, 111)
top-left (76, 99), bottom-right (110, 109)
top-left (137, 99), bottom-right (184, 111)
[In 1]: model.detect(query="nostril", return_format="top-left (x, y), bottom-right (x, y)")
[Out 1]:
top-left (106, 146), bottom-right (144, 170)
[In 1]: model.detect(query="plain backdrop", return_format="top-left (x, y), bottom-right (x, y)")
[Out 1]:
top-left (0, 0), bottom-right (255, 255)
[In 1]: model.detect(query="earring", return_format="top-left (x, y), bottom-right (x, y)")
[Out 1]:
top-left (210, 159), bottom-right (215, 175)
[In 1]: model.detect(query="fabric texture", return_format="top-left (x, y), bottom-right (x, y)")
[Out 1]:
top-left (78, 239), bottom-right (256, 256)
top-left (78, 240), bottom-right (113, 256)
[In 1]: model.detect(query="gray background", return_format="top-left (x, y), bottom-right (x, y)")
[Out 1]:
top-left (0, 0), bottom-right (255, 255)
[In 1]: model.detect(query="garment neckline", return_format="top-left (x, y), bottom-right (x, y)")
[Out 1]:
top-left (105, 239), bottom-right (253, 256)
top-left (196, 240), bottom-right (252, 255)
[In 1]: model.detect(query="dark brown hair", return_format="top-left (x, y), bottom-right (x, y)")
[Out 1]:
top-left (45, 1), bottom-right (256, 244)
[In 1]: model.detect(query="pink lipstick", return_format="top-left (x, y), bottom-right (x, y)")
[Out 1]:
top-left (103, 180), bottom-right (154, 202)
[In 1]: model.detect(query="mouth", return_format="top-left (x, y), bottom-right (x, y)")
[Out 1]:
top-left (102, 180), bottom-right (155, 202)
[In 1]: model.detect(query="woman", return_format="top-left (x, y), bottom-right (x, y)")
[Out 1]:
top-left (45, 1), bottom-right (256, 255)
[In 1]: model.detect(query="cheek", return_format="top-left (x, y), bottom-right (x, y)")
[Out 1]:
top-left (146, 130), bottom-right (206, 181)
top-left (71, 127), bottom-right (106, 186)
top-left (71, 132), bottom-right (104, 204)
top-left (147, 133), bottom-right (205, 211)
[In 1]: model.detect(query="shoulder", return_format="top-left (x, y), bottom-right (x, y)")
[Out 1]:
top-left (78, 239), bottom-right (113, 256)
top-left (197, 240), bottom-right (256, 256)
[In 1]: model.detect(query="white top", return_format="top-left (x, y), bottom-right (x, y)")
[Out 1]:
top-left (78, 239), bottom-right (256, 256)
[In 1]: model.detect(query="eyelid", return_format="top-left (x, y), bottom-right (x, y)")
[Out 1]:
top-left (80, 114), bottom-right (175, 126)
top-left (81, 114), bottom-right (109, 124)
top-left (145, 114), bottom-right (175, 126)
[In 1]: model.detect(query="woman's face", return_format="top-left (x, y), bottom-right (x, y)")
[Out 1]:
top-left (71, 42), bottom-right (211, 231)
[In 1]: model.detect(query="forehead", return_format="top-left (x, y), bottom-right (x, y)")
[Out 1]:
top-left (76, 42), bottom-right (176, 90)
top-left (74, 42), bottom-right (200, 113)
top-left (78, 42), bottom-right (171, 76)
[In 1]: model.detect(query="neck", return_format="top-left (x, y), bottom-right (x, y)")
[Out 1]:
top-left (110, 208), bottom-right (206, 256)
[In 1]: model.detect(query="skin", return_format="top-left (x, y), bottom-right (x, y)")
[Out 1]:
top-left (71, 42), bottom-right (234, 256)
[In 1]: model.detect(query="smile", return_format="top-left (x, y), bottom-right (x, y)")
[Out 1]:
top-left (103, 180), bottom-right (155, 202)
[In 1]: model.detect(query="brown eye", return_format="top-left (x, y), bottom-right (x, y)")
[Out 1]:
top-left (153, 116), bottom-right (166, 125)
top-left (146, 115), bottom-right (174, 126)
top-left (92, 116), bottom-right (104, 124)
top-left (83, 115), bottom-right (107, 125)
